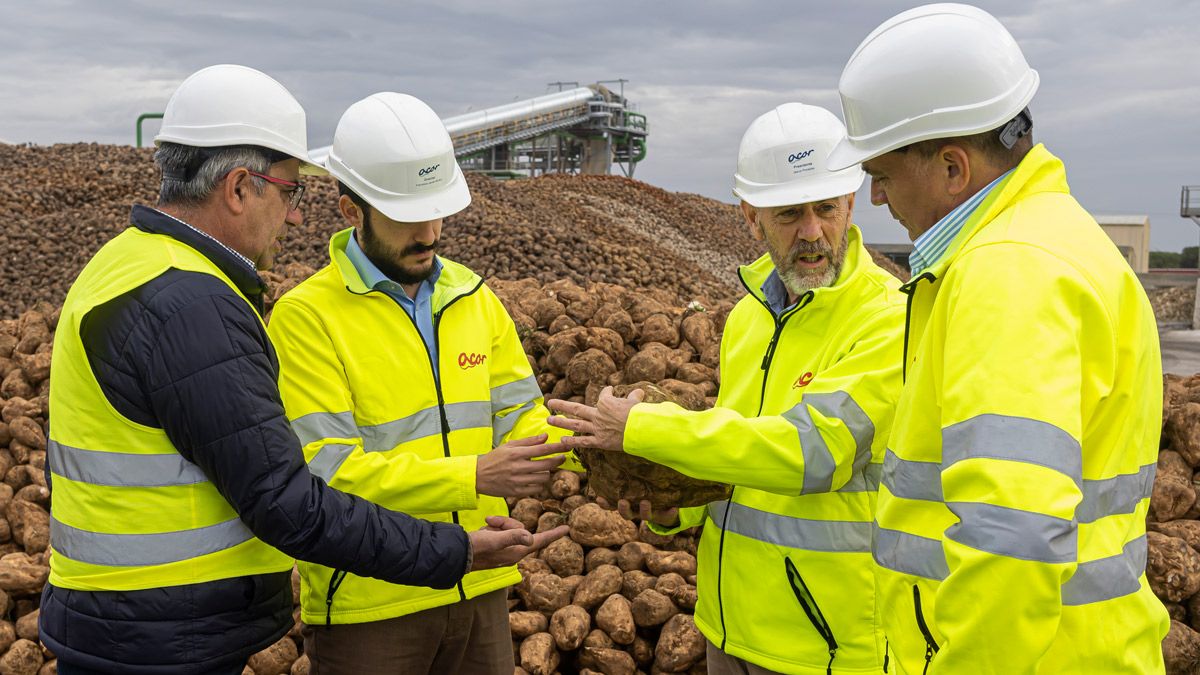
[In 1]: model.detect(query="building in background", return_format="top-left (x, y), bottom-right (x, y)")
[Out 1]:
top-left (1095, 214), bottom-right (1150, 273)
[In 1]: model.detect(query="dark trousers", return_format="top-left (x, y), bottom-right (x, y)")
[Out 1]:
top-left (302, 589), bottom-right (513, 675)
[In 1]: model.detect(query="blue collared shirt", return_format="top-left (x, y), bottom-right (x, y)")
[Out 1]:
top-left (344, 232), bottom-right (443, 378)
top-left (761, 270), bottom-right (796, 317)
top-left (908, 169), bottom-right (1014, 276)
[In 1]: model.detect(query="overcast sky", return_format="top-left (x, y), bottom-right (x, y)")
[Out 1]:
top-left (2, 0), bottom-right (1198, 250)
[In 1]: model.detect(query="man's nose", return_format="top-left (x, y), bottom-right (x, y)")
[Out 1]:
top-left (870, 178), bottom-right (887, 207)
top-left (286, 204), bottom-right (303, 227)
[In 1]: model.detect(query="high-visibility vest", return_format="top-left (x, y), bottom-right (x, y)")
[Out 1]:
top-left (628, 226), bottom-right (907, 674)
top-left (875, 144), bottom-right (1170, 673)
top-left (48, 227), bottom-right (292, 592)
top-left (268, 228), bottom-right (562, 624)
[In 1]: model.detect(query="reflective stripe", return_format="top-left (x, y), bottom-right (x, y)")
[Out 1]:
top-left (308, 443), bottom-right (356, 481)
top-left (783, 391), bottom-right (875, 495)
top-left (48, 440), bottom-right (208, 488)
top-left (493, 401), bottom-right (536, 446)
top-left (709, 500), bottom-right (871, 553)
top-left (942, 414), bottom-right (1082, 485)
top-left (946, 502), bottom-right (1076, 564)
top-left (491, 375), bottom-right (542, 414)
top-left (873, 525), bottom-right (949, 580)
top-left (360, 401), bottom-right (492, 451)
top-left (839, 462), bottom-right (883, 493)
top-left (1077, 463), bottom-right (1155, 524)
top-left (51, 515), bottom-right (256, 567)
top-left (881, 449), bottom-right (942, 502)
top-left (292, 411), bottom-right (357, 446)
top-left (1062, 535), bottom-right (1147, 606)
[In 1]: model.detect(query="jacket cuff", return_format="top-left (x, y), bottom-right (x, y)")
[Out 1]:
top-left (455, 454), bottom-right (481, 510)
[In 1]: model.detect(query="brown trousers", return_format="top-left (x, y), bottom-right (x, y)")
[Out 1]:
top-left (301, 589), bottom-right (513, 675)
top-left (705, 639), bottom-right (786, 675)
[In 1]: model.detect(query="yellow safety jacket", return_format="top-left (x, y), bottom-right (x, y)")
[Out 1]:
top-left (875, 145), bottom-right (1169, 674)
top-left (268, 228), bottom-right (565, 625)
top-left (629, 227), bottom-right (906, 674)
top-left (47, 228), bottom-right (292, 592)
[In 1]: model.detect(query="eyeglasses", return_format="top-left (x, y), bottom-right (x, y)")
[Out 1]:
top-left (246, 170), bottom-right (306, 211)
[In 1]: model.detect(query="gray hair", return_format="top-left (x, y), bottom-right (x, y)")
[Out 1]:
top-left (154, 142), bottom-right (272, 207)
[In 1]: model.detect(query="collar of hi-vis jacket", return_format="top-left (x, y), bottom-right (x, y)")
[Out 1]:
top-left (738, 223), bottom-right (870, 314)
top-left (327, 227), bottom-right (483, 312)
top-left (919, 143), bottom-right (1069, 280)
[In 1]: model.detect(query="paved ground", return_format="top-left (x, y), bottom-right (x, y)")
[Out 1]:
top-left (1162, 329), bottom-right (1200, 376)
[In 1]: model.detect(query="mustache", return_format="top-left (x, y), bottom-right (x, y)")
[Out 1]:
top-left (402, 240), bottom-right (440, 256)
top-left (788, 240), bottom-right (833, 259)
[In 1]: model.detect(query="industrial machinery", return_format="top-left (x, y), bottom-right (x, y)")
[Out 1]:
top-left (310, 82), bottom-right (647, 178)
top-left (1183, 186), bottom-right (1200, 227)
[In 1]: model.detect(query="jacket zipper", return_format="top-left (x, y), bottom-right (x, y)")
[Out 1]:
top-left (912, 585), bottom-right (939, 674)
top-left (325, 279), bottom-right (485, 612)
top-left (716, 280), bottom-right (814, 651)
top-left (897, 273), bottom-right (935, 383)
top-left (428, 282), bottom-right (482, 602)
top-left (785, 557), bottom-right (838, 675)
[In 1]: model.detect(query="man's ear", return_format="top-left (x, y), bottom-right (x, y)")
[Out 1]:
top-left (845, 192), bottom-right (856, 221)
top-left (940, 144), bottom-right (972, 198)
top-left (740, 201), bottom-right (763, 241)
top-left (338, 194), bottom-right (364, 230)
top-left (222, 167), bottom-right (251, 216)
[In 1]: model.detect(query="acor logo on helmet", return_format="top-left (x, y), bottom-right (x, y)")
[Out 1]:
top-left (458, 352), bottom-right (487, 369)
top-left (788, 149), bottom-right (815, 163)
top-left (418, 164), bottom-right (441, 176)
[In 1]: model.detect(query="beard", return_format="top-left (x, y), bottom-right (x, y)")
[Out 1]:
top-left (767, 228), bottom-right (850, 297)
top-left (359, 216), bottom-right (439, 285)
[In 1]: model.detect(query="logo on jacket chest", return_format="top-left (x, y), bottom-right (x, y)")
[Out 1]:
top-left (792, 371), bottom-right (814, 389)
top-left (458, 352), bottom-right (488, 370)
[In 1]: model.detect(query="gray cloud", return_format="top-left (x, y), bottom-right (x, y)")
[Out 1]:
top-left (2, 0), bottom-right (1197, 249)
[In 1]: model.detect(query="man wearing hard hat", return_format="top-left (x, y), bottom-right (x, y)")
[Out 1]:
top-left (39, 66), bottom-right (560, 674)
top-left (546, 103), bottom-right (906, 674)
top-left (267, 92), bottom-right (574, 674)
top-left (825, 4), bottom-right (1169, 673)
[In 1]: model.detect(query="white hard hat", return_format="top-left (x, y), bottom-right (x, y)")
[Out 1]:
top-left (324, 93), bottom-right (470, 223)
top-left (827, 3), bottom-right (1039, 170)
top-left (154, 64), bottom-right (326, 175)
top-left (733, 103), bottom-right (865, 208)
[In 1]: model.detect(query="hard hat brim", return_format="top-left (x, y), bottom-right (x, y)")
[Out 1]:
top-left (334, 161), bottom-right (472, 223)
top-left (733, 167), bottom-right (865, 209)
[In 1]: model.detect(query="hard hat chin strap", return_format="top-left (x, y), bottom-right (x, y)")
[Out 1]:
top-left (998, 108), bottom-right (1033, 150)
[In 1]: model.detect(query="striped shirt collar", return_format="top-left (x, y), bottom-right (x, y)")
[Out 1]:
top-left (908, 169), bottom-right (1013, 276)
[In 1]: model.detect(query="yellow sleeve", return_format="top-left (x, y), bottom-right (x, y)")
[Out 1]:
top-left (268, 297), bottom-right (478, 515)
top-left (929, 245), bottom-right (1086, 672)
top-left (624, 304), bottom-right (903, 495)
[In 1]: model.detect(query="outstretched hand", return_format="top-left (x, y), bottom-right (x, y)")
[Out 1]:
top-left (467, 516), bottom-right (569, 572)
top-left (546, 386), bottom-right (645, 452)
top-left (476, 434), bottom-right (566, 498)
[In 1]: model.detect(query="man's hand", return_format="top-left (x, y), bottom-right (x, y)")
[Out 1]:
top-left (476, 434), bottom-right (566, 498)
top-left (596, 496), bottom-right (681, 528)
top-left (546, 386), bottom-right (645, 452)
top-left (467, 516), bottom-right (569, 571)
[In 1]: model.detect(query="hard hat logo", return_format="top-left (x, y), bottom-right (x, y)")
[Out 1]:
top-left (788, 149), bottom-right (815, 163)
top-left (418, 164), bottom-right (441, 177)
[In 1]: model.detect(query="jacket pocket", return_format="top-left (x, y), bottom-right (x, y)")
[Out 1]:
top-left (784, 557), bottom-right (838, 675)
top-left (912, 585), bottom-right (939, 675)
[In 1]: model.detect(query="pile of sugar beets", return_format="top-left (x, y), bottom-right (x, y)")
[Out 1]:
top-left (0, 264), bottom-right (1194, 673)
